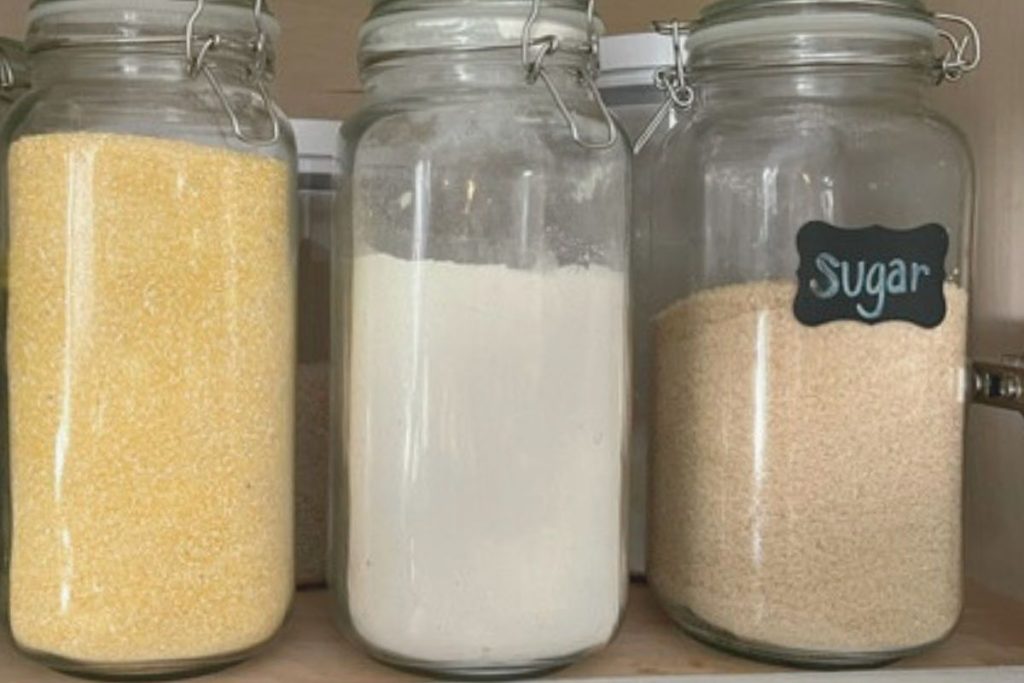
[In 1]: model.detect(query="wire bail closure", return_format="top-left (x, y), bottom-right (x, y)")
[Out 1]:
top-left (632, 19), bottom-right (692, 156)
top-left (631, 10), bottom-right (981, 155)
top-left (0, 53), bottom-right (16, 93)
top-left (185, 0), bottom-right (280, 146)
top-left (28, 0), bottom-right (282, 145)
top-left (521, 0), bottom-right (618, 150)
top-left (935, 12), bottom-right (982, 83)
top-left (0, 40), bottom-right (28, 99)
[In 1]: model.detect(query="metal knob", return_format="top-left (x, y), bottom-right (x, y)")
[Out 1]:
top-left (974, 355), bottom-right (1024, 417)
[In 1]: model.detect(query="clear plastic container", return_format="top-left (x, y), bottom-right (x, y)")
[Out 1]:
top-left (294, 118), bottom-right (340, 588)
top-left (599, 29), bottom-right (681, 579)
top-left (2, 1), bottom-right (296, 677)
top-left (648, 0), bottom-right (978, 667)
top-left (332, 0), bottom-right (630, 677)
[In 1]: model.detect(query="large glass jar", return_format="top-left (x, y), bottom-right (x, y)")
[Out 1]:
top-left (648, 0), bottom-right (977, 668)
top-left (599, 28), bottom-right (680, 579)
top-left (332, 0), bottom-right (630, 677)
top-left (2, 0), bottom-right (296, 677)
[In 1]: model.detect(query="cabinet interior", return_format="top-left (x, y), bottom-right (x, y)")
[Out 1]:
top-left (0, 0), bottom-right (1021, 680)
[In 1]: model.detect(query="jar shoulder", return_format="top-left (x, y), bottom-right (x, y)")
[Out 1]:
top-left (669, 99), bottom-right (972, 167)
top-left (3, 83), bottom-right (296, 164)
top-left (343, 95), bottom-right (630, 171)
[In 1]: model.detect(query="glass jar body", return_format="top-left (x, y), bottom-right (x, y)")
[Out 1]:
top-left (1, 15), bottom-right (297, 678)
top-left (648, 68), bottom-right (973, 667)
top-left (332, 59), bottom-right (630, 678)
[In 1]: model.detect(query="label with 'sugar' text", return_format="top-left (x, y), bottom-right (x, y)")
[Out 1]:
top-left (793, 221), bottom-right (950, 329)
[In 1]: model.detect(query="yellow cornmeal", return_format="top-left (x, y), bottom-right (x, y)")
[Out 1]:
top-left (7, 133), bottom-right (295, 664)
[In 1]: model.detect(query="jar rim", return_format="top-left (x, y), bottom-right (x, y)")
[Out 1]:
top-left (359, 2), bottom-right (599, 68)
top-left (690, 11), bottom-right (938, 50)
top-left (26, 0), bottom-right (282, 60)
top-left (28, 0), bottom-right (279, 31)
top-left (368, 0), bottom-right (589, 10)
top-left (699, 0), bottom-right (931, 23)
top-left (687, 1), bottom-right (942, 76)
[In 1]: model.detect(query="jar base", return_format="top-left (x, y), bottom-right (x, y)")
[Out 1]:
top-left (334, 596), bottom-right (614, 680)
top-left (15, 636), bottom-right (277, 681)
top-left (365, 647), bottom-right (582, 681)
top-left (660, 602), bottom-right (940, 670)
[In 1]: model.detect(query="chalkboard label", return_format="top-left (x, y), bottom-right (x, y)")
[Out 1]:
top-left (794, 222), bottom-right (949, 328)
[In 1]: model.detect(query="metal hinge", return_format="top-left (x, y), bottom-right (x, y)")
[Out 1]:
top-left (974, 356), bottom-right (1024, 417)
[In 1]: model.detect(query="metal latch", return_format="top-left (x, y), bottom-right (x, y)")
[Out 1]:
top-left (974, 356), bottom-right (1024, 417)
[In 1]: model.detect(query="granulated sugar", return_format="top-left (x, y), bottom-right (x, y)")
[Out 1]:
top-left (7, 132), bottom-right (294, 664)
top-left (343, 252), bottom-right (626, 666)
top-left (649, 280), bottom-right (967, 655)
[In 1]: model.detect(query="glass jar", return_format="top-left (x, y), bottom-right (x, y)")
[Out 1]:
top-left (648, 0), bottom-right (977, 668)
top-left (332, 0), bottom-right (630, 677)
top-left (2, 0), bottom-right (296, 677)
top-left (599, 28), bottom-right (681, 579)
top-left (294, 118), bottom-right (340, 588)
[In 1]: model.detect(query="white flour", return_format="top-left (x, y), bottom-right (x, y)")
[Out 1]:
top-left (344, 252), bottom-right (627, 666)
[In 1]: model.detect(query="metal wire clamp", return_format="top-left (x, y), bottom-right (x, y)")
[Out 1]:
top-left (29, 0), bottom-right (281, 146)
top-left (185, 0), bottom-right (280, 146)
top-left (522, 0), bottom-right (618, 151)
top-left (935, 13), bottom-right (982, 83)
top-left (632, 19), bottom-right (692, 156)
top-left (0, 54), bottom-right (15, 93)
top-left (0, 39), bottom-right (28, 101)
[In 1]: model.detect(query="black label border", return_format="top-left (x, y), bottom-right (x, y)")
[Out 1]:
top-left (793, 221), bottom-right (950, 329)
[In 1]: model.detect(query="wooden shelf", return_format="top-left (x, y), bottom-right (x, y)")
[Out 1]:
top-left (2, 582), bottom-right (1023, 682)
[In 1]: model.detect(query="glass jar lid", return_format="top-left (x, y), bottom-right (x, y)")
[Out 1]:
top-left (686, 0), bottom-right (979, 83)
top-left (27, 0), bottom-right (280, 55)
top-left (699, 0), bottom-right (931, 23)
top-left (27, 0), bottom-right (280, 59)
top-left (360, 0), bottom-right (597, 62)
top-left (28, 0), bottom-right (278, 25)
top-left (359, 0), bottom-right (618, 150)
top-left (27, 0), bottom-right (283, 146)
top-left (628, 0), bottom-right (978, 155)
top-left (370, 0), bottom-right (587, 7)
